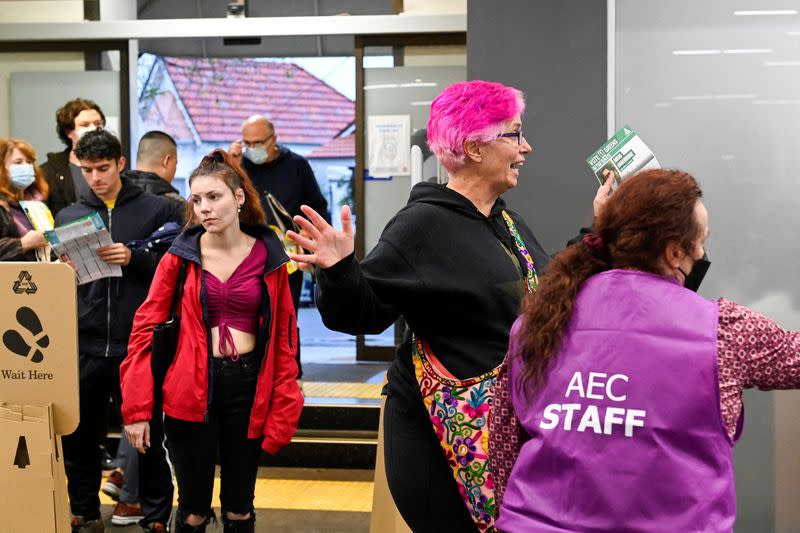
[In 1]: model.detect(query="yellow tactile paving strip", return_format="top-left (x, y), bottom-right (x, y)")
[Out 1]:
top-left (303, 381), bottom-right (383, 399)
top-left (100, 478), bottom-right (373, 512)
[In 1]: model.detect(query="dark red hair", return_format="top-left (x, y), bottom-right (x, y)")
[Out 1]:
top-left (186, 149), bottom-right (266, 227)
top-left (516, 169), bottom-right (704, 394)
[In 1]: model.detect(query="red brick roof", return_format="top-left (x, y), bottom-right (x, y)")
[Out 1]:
top-left (163, 58), bottom-right (355, 145)
top-left (306, 133), bottom-right (355, 159)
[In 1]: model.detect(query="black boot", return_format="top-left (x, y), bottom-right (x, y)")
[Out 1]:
top-left (173, 509), bottom-right (215, 533)
top-left (222, 512), bottom-right (255, 533)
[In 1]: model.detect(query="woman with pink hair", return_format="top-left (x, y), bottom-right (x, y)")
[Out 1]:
top-left (288, 80), bottom-right (608, 532)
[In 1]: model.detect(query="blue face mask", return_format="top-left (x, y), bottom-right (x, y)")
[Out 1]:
top-left (9, 163), bottom-right (35, 190)
top-left (244, 145), bottom-right (268, 165)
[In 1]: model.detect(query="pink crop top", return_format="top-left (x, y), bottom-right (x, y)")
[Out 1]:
top-left (205, 239), bottom-right (266, 359)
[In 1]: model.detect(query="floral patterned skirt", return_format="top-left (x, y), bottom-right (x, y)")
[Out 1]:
top-left (412, 335), bottom-right (500, 533)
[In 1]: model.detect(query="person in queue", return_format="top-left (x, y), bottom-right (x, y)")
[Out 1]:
top-left (57, 129), bottom-right (183, 533)
top-left (492, 169), bottom-right (800, 531)
top-left (120, 149), bottom-right (303, 533)
top-left (285, 80), bottom-right (609, 532)
top-left (40, 98), bottom-right (106, 216)
top-left (0, 138), bottom-right (50, 260)
top-left (229, 114), bottom-right (329, 385)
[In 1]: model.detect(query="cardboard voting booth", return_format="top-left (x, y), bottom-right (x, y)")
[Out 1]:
top-left (369, 388), bottom-right (412, 533)
top-left (0, 263), bottom-right (78, 533)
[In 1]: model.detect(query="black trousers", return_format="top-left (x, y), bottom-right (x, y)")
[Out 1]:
top-left (137, 405), bottom-right (174, 525)
top-left (63, 355), bottom-right (122, 520)
top-left (288, 269), bottom-right (303, 379)
top-left (383, 393), bottom-right (478, 533)
top-left (164, 353), bottom-right (262, 517)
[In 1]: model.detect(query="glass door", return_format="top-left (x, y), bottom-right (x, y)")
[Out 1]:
top-left (354, 35), bottom-right (465, 361)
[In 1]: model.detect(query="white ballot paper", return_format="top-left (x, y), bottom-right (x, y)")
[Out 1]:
top-left (45, 213), bottom-right (121, 285)
top-left (586, 125), bottom-right (660, 186)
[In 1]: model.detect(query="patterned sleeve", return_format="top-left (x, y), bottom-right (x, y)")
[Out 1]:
top-left (489, 355), bottom-right (528, 516)
top-left (717, 298), bottom-right (800, 438)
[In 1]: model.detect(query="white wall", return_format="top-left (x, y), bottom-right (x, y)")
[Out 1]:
top-left (402, 0), bottom-right (465, 15)
top-left (0, 1), bottom-right (84, 144)
top-left (0, 53), bottom-right (84, 140)
top-left (0, 0), bottom-right (82, 22)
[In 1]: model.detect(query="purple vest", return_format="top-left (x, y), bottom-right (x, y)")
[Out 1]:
top-left (498, 270), bottom-right (735, 532)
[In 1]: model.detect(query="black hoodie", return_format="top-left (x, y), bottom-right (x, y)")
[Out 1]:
top-left (125, 169), bottom-right (186, 208)
top-left (55, 177), bottom-right (184, 358)
top-left (242, 145), bottom-right (329, 224)
top-left (316, 182), bottom-right (550, 402)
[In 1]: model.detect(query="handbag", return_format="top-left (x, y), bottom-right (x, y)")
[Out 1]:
top-left (151, 259), bottom-right (188, 403)
top-left (411, 210), bottom-right (538, 532)
top-left (265, 192), bottom-right (301, 274)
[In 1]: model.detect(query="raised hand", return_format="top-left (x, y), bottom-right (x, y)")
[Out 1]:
top-left (228, 140), bottom-right (244, 165)
top-left (593, 170), bottom-right (615, 217)
top-left (286, 204), bottom-right (354, 269)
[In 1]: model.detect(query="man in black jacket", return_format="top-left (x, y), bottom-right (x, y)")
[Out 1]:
top-left (127, 130), bottom-right (185, 209)
top-left (229, 114), bottom-right (329, 380)
top-left (40, 98), bottom-right (106, 217)
top-left (56, 130), bottom-right (183, 533)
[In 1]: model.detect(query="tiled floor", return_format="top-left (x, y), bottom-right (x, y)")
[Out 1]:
top-left (102, 467), bottom-right (374, 532)
top-left (302, 381), bottom-right (384, 399)
top-left (96, 354), bottom-right (387, 532)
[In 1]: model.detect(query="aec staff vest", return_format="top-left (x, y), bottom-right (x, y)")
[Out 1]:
top-left (498, 269), bottom-right (736, 533)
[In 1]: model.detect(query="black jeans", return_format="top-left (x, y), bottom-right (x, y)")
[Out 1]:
top-left (384, 393), bottom-right (478, 533)
top-left (164, 352), bottom-right (262, 517)
top-left (63, 355), bottom-right (122, 520)
top-left (138, 404), bottom-right (174, 525)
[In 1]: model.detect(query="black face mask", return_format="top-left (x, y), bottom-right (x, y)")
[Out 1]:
top-left (678, 252), bottom-right (710, 292)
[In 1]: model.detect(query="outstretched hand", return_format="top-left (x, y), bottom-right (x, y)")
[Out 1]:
top-left (286, 205), bottom-right (354, 269)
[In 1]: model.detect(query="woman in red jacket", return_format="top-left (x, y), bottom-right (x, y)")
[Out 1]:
top-left (120, 149), bottom-right (303, 533)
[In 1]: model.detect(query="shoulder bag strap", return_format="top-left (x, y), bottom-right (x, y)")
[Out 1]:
top-left (169, 259), bottom-right (188, 318)
top-left (501, 210), bottom-right (538, 293)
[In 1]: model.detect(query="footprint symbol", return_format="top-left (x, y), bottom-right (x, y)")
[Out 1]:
top-left (2, 306), bottom-right (48, 363)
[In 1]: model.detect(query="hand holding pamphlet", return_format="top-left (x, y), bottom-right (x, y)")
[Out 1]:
top-left (586, 126), bottom-right (660, 186)
top-left (19, 200), bottom-right (54, 262)
top-left (44, 213), bottom-right (121, 285)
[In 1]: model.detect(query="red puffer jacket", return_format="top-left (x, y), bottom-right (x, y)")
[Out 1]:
top-left (120, 224), bottom-right (303, 454)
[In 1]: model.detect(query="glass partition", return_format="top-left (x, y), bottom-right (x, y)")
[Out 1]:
top-left (616, 2), bottom-right (800, 529)
top-left (355, 39), bottom-right (465, 360)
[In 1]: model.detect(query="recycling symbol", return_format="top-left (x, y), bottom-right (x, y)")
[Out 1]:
top-left (12, 271), bottom-right (37, 294)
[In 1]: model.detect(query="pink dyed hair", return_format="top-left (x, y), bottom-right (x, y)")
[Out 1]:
top-left (427, 80), bottom-right (525, 172)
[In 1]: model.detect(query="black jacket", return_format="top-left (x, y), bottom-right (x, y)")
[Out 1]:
top-left (55, 177), bottom-right (184, 358)
top-left (40, 148), bottom-right (75, 217)
top-left (125, 169), bottom-right (186, 209)
top-left (316, 182), bottom-right (550, 403)
top-left (0, 200), bottom-right (31, 261)
top-left (242, 145), bottom-right (329, 224)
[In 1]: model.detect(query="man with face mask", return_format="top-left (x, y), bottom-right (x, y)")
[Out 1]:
top-left (229, 114), bottom-right (328, 382)
top-left (40, 98), bottom-right (106, 216)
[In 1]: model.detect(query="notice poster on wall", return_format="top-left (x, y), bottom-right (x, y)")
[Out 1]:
top-left (586, 125), bottom-right (660, 187)
top-left (368, 114), bottom-right (411, 177)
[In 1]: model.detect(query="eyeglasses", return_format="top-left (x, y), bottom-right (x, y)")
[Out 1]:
top-left (497, 131), bottom-right (523, 145)
top-left (242, 134), bottom-right (275, 148)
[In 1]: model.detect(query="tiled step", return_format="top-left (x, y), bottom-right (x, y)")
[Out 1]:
top-left (263, 394), bottom-right (381, 469)
top-left (107, 382), bottom-right (384, 470)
